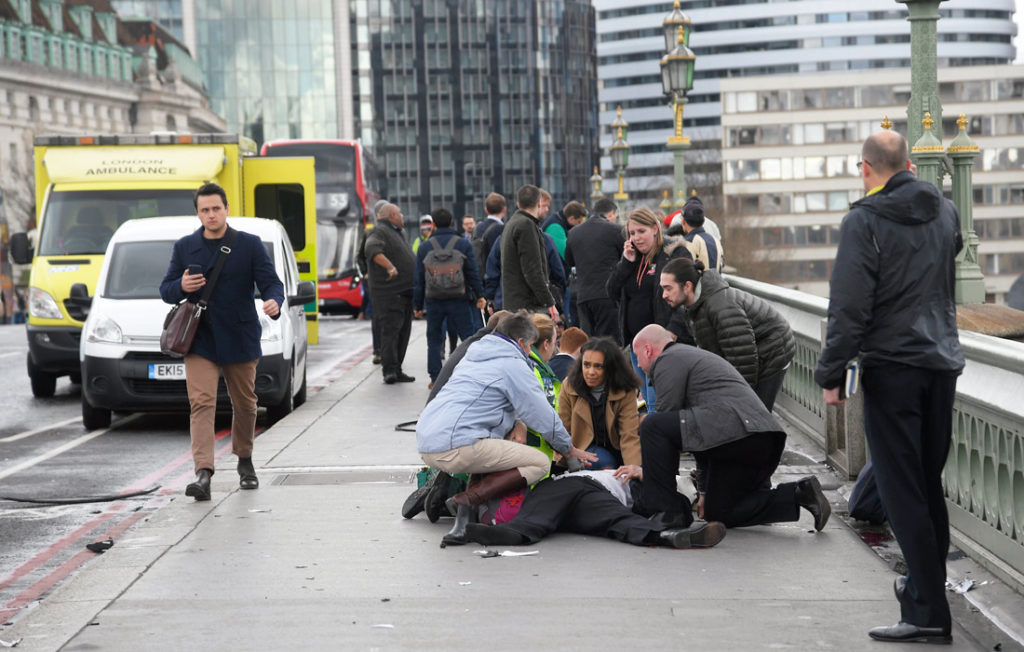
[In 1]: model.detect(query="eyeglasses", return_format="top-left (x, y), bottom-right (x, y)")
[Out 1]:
top-left (856, 159), bottom-right (872, 171)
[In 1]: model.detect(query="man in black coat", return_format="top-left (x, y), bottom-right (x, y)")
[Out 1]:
top-left (815, 131), bottom-right (963, 645)
top-left (565, 197), bottom-right (624, 343)
top-left (628, 325), bottom-right (830, 532)
top-left (160, 183), bottom-right (284, 500)
top-left (500, 185), bottom-right (555, 314)
top-left (364, 203), bottom-right (417, 384)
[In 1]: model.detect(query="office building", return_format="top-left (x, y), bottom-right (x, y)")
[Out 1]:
top-left (595, 0), bottom-right (1017, 207)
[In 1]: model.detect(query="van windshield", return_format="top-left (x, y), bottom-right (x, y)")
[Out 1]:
top-left (104, 240), bottom-right (276, 300)
top-left (38, 189), bottom-right (195, 256)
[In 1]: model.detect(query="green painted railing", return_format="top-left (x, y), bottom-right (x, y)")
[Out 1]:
top-left (729, 275), bottom-right (1024, 588)
top-left (0, 19), bottom-right (131, 83)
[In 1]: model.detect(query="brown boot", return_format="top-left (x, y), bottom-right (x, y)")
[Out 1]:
top-left (441, 469), bottom-right (527, 547)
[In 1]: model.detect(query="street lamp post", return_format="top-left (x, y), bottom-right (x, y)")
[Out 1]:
top-left (660, 4), bottom-right (696, 210)
top-left (609, 105), bottom-right (630, 216)
top-left (589, 166), bottom-right (604, 202)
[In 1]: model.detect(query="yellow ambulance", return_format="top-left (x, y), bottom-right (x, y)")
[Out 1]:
top-left (9, 133), bottom-right (318, 397)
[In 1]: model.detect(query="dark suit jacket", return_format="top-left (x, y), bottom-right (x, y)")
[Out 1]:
top-left (160, 226), bottom-right (284, 365)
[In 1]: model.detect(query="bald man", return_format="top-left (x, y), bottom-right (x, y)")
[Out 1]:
top-left (631, 325), bottom-right (829, 532)
top-left (815, 131), bottom-right (963, 644)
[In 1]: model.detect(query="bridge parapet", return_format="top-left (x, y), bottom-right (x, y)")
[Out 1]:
top-left (729, 275), bottom-right (1024, 588)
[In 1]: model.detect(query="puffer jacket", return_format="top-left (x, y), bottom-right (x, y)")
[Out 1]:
top-left (606, 234), bottom-right (694, 344)
top-left (684, 271), bottom-right (795, 386)
top-left (814, 171), bottom-right (964, 389)
top-left (416, 334), bottom-right (572, 455)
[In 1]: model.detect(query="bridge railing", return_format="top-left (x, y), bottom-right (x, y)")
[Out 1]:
top-left (728, 275), bottom-right (1024, 588)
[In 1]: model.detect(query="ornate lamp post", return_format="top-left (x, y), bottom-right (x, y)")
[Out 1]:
top-left (660, 11), bottom-right (696, 210)
top-left (609, 118), bottom-right (630, 216)
top-left (589, 166), bottom-right (604, 202)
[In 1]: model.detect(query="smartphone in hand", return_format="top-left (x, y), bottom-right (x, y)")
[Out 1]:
top-left (187, 264), bottom-right (203, 276)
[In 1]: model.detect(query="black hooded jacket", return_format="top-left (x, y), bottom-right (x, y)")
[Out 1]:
top-left (814, 171), bottom-right (965, 389)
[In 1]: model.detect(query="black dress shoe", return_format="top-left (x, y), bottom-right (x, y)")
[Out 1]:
top-left (401, 484), bottom-right (430, 519)
top-left (659, 521), bottom-right (726, 549)
top-left (185, 468), bottom-right (213, 501)
top-left (894, 575), bottom-right (907, 601)
top-left (383, 374), bottom-right (397, 384)
top-left (868, 622), bottom-right (951, 644)
top-left (794, 475), bottom-right (831, 531)
top-left (394, 372), bottom-right (416, 383)
top-left (424, 471), bottom-right (452, 523)
top-left (237, 457), bottom-right (259, 490)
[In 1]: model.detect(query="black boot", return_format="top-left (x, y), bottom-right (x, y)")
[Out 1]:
top-left (465, 523), bottom-right (527, 546)
top-left (794, 476), bottom-right (830, 531)
top-left (441, 503), bottom-right (475, 548)
top-left (424, 471), bottom-right (453, 523)
top-left (237, 457), bottom-right (259, 490)
top-left (440, 469), bottom-right (527, 547)
top-left (657, 521), bottom-right (726, 549)
top-left (185, 468), bottom-right (213, 501)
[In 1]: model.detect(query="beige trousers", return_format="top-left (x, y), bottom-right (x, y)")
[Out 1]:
top-left (420, 438), bottom-right (550, 485)
top-left (184, 354), bottom-right (258, 472)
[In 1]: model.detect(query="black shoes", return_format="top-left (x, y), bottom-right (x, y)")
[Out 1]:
top-left (238, 457), bottom-right (259, 490)
top-left (401, 484), bottom-right (430, 519)
top-left (868, 622), bottom-right (951, 644)
top-left (185, 468), bottom-right (213, 501)
top-left (795, 476), bottom-right (831, 531)
top-left (464, 523), bottom-right (527, 546)
top-left (383, 371), bottom-right (416, 384)
top-left (659, 521), bottom-right (726, 549)
top-left (440, 502), bottom-right (474, 547)
top-left (424, 471), bottom-right (452, 523)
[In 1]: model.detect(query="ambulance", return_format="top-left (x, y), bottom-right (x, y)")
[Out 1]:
top-left (9, 133), bottom-right (318, 398)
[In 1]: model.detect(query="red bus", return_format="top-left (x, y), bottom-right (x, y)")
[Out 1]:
top-left (261, 139), bottom-right (381, 316)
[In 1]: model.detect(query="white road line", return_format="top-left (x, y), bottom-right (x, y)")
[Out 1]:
top-left (0, 417), bottom-right (83, 443)
top-left (0, 416), bottom-right (137, 482)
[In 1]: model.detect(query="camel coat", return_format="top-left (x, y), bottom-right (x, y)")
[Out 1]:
top-left (557, 383), bottom-right (641, 466)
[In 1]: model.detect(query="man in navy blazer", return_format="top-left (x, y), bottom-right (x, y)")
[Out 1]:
top-left (160, 183), bottom-right (284, 501)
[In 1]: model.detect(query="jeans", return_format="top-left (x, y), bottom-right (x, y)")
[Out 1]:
top-left (585, 444), bottom-right (622, 470)
top-left (426, 298), bottom-right (474, 381)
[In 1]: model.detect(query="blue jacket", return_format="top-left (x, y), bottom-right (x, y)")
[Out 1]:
top-left (416, 333), bottom-right (573, 455)
top-left (483, 232), bottom-right (566, 308)
top-left (413, 226), bottom-right (485, 310)
top-left (160, 226), bottom-right (284, 365)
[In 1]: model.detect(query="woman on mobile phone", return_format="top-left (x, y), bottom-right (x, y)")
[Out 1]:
top-left (605, 207), bottom-right (694, 412)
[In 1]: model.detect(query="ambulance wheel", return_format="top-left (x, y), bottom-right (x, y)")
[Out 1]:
top-left (28, 356), bottom-right (57, 398)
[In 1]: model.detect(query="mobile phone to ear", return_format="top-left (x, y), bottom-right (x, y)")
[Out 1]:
top-left (187, 264), bottom-right (203, 275)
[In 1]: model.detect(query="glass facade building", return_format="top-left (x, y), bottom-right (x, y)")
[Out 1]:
top-left (110, 0), bottom-right (185, 42)
top-left (352, 0), bottom-right (599, 219)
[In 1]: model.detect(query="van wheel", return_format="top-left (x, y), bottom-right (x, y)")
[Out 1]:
top-left (28, 356), bottom-right (57, 398)
top-left (266, 368), bottom-right (294, 425)
top-left (294, 366), bottom-right (307, 408)
top-left (81, 392), bottom-right (111, 430)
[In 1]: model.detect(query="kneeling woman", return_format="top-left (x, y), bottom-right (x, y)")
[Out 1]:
top-left (558, 337), bottom-right (641, 469)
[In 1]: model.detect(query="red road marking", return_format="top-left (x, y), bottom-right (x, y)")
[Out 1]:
top-left (309, 343), bottom-right (373, 390)
top-left (125, 428), bottom-right (233, 493)
top-left (1, 509), bottom-right (149, 619)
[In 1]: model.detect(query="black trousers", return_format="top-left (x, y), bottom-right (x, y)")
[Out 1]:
top-left (577, 298), bottom-right (621, 344)
top-left (638, 412), bottom-right (799, 528)
top-left (372, 292), bottom-right (412, 377)
top-left (862, 364), bottom-right (956, 630)
top-left (753, 368), bottom-right (787, 412)
top-left (503, 476), bottom-right (664, 546)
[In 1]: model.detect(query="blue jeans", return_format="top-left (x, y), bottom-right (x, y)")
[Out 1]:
top-left (426, 298), bottom-right (475, 381)
top-left (468, 300), bottom-right (484, 331)
top-left (629, 344), bottom-right (657, 413)
top-left (586, 444), bottom-right (623, 470)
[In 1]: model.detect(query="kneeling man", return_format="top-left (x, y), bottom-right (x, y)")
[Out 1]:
top-left (631, 325), bottom-right (830, 530)
top-left (417, 311), bottom-right (595, 546)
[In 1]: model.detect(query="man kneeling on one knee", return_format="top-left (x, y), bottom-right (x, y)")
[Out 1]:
top-left (631, 325), bottom-right (831, 531)
top-left (417, 311), bottom-right (597, 546)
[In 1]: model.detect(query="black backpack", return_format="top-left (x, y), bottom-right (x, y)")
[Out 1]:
top-left (471, 219), bottom-right (497, 274)
top-left (423, 237), bottom-right (466, 300)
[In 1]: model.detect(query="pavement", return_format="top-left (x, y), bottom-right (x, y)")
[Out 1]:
top-left (2, 322), bottom-right (1023, 651)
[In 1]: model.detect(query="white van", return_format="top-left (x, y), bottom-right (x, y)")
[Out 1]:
top-left (77, 217), bottom-right (315, 430)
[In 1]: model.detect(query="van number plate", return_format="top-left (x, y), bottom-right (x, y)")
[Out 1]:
top-left (148, 363), bottom-right (186, 380)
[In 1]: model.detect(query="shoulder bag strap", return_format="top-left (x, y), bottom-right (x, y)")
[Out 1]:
top-left (197, 227), bottom-right (238, 307)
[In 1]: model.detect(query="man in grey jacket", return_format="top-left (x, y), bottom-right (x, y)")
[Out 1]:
top-left (631, 325), bottom-right (829, 531)
top-left (417, 312), bottom-right (595, 546)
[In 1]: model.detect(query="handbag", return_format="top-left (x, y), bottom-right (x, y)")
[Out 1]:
top-left (160, 228), bottom-right (238, 357)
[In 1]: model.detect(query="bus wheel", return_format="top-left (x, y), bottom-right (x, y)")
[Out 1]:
top-left (81, 392), bottom-right (112, 430)
top-left (28, 356), bottom-right (57, 398)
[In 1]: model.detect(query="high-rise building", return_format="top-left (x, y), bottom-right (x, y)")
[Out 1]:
top-left (596, 0), bottom-right (1018, 207)
top-left (113, 0), bottom-right (599, 219)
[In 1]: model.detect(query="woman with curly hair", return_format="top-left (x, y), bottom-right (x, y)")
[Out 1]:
top-left (606, 206), bottom-right (693, 410)
top-left (558, 337), bottom-right (641, 469)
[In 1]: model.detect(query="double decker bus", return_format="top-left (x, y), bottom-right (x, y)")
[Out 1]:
top-left (261, 139), bottom-right (381, 316)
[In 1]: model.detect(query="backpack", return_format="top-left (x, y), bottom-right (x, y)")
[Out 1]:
top-left (471, 219), bottom-right (496, 273)
top-left (423, 236), bottom-right (466, 300)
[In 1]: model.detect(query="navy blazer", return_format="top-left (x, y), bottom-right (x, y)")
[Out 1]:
top-left (160, 226), bottom-right (285, 365)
